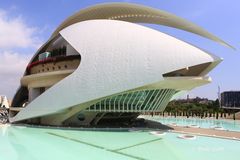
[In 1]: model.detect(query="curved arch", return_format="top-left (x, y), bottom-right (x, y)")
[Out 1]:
top-left (26, 2), bottom-right (233, 72)
top-left (51, 2), bottom-right (233, 49)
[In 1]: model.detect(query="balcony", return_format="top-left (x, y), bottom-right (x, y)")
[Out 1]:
top-left (27, 54), bottom-right (80, 75)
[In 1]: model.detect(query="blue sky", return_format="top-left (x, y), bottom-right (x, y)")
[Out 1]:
top-left (0, 0), bottom-right (239, 100)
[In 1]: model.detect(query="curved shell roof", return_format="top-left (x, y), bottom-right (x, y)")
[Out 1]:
top-left (51, 3), bottom-right (233, 49)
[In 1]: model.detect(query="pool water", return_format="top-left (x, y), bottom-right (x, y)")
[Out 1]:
top-left (143, 116), bottom-right (240, 132)
top-left (0, 124), bottom-right (239, 160)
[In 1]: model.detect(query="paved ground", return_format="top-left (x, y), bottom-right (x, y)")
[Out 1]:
top-left (168, 124), bottom-right (240, 140)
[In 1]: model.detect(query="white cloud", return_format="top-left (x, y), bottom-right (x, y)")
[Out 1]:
top-left (0, 51), bottom-right (30, 76)
top-left (0, 51), bottom-right (31, 98)
top-left (0, 9), bottom-right (42, 98)
top-left (0, 9), bottom-right (42, 49)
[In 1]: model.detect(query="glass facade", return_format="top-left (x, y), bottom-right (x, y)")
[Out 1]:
top-left (38, 52), bottom-right (51, 61)
top-left (221, 91), bottom-right (240, 108)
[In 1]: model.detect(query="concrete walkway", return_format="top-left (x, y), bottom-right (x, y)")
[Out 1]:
top-left (169, 124), bottom-right (240, 140)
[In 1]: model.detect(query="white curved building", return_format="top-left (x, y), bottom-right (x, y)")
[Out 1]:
top-left (9, 3), bottom-right (230, 126)
top-left (0, 96), bottom-right (9, 109)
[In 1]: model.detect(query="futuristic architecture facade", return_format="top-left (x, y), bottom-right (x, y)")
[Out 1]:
top-left (9, 3), bottom-right (230, 126)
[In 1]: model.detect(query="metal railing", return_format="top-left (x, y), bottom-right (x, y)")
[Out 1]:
top-left (86, 89), bottom-right (176, 112)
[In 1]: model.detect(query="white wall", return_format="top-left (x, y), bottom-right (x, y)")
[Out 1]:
top-left (29, 88), bottom-right (41, 102)
top-left (0, 96), bottom-right (9, 109)
top-left (66, 44), bottom-right (79, 56)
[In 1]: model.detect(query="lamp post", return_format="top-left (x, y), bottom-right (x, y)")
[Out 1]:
top-left (233, 101), bottom-right (236, 120)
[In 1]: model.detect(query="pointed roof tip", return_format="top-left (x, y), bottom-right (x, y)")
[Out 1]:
top-left (216, 39), bottom-right (235, 50)
top-left (223, 43), bottom-right (236, 50)
top-left (51, 2), bottom-right (235, 50)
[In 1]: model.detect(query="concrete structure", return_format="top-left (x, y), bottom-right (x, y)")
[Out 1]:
top-left (9, 3), bottom-right (231, 126)
top-left (0, 96), bottom-right (9, 109)
top-left (221, 91), bottom-right (240, 109)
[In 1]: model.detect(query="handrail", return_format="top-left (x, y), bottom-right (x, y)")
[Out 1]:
top-left (27, 55), bottom-right (80, 70)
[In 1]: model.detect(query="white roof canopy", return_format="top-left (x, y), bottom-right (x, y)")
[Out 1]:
top-left (51, 3), bottom-right (233, 49)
